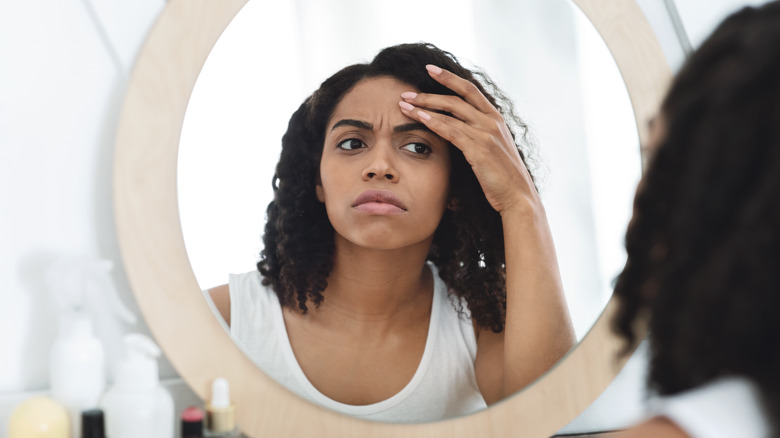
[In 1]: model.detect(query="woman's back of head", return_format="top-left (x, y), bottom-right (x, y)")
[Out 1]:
top-left (612, 0), bottom-right (780, 426)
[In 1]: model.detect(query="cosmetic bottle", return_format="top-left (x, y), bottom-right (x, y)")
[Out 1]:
top-left (100, 333), bottom-right (174, 438)
top-left (81, 409), bottom-right (106, 438)
top-left (7, 396), bottom-right (69, 438)
top-left (47, 256), bottom-right (137, 438)
top-left (205, 378), bottom-right (240, 437)
top-left (181, 406), bottom-right (204, 438)
top-left (50, 312), bottom-right (104, 433)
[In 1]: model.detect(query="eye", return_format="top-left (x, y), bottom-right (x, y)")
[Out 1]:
top-left (337, 138), bottom-right (366, 150)
top-left (401, 142), bottom-right (431, 155)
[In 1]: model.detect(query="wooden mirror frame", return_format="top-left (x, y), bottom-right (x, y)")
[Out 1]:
top-left (114, 1), bottom-right (670, 436)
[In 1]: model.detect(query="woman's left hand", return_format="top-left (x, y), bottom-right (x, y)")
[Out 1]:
top-left (399, 64), bottom-right (539, 215)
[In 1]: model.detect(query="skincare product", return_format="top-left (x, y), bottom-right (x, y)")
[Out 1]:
top-left (205, 378), bottom-right (239, 437)
top-left (181, 406), bottom-right (204, 437)
top-left (81, 409), bottom-right (106, 438)
top-left (100, 333), bottom-right (174, 438)
top-left (47, 256), bottom-right (136, 437)
top-left (7, 396), bottom-right (69, 438)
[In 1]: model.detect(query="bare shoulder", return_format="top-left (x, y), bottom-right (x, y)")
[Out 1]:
top-left (473, 320), bottom-right (505, 405)
top-left (208, 284), bottom-right (231, 326)
top-left (616, 417), bottom-right (690, 438)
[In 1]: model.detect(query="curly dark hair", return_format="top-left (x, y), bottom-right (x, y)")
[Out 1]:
top-left (612, 0), bottom-right (780, 427)
top-left (257, 42), bottom-right (535, 332)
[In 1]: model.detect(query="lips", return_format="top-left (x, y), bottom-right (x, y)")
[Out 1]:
top-left (351, 190), bottom-right (407, 214)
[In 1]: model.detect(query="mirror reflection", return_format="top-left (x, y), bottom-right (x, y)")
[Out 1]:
top-left (178, 0), bottom-right (640, 423)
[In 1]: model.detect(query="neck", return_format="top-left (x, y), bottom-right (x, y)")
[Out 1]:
top-left (317, 235), bottom-right (434, 326)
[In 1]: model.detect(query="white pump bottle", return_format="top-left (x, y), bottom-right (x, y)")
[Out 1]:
top-left (47, 256), bottom-right (136, 438)
top-left (100, 333), bottom-right (174, 438)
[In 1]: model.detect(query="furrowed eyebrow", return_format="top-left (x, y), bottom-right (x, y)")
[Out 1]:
top-left (330, 119), bottom-right (434, 136)
top-left (331, 119), bottom-right (373, 131)
top-left (393, 122), bottom-right (434, 135)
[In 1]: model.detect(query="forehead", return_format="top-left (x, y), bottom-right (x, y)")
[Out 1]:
top-left (327, 77), bottom-right (418, 127)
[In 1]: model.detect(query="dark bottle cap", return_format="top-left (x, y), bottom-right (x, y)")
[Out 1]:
top-left (81, 409), bottom-right (106, 438)
top-left (181, 405), bottom-right (204, 437)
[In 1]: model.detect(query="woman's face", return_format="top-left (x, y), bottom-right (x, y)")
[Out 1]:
top-left (316, 76), bottom-right (452, 252)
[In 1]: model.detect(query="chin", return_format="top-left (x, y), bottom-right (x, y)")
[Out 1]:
top-left (336, 228), bottom-right (432, 252)
top-left (350, 234), bottom-right (408, 251)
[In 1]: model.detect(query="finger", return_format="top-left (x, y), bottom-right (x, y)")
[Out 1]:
top-left (425, 64), bottom-right (496, 115)
top-left (400, 91), bottom-right (489, 127)
top-left (399, 102), bottom-right (479, 152)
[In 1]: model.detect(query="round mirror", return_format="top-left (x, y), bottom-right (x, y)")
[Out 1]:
top-left (114, 0), bottom-right (669, 435)
top-left (179, 0), bottom-right (640, 345)
top-left (177, 0), bottom-right (642, 421)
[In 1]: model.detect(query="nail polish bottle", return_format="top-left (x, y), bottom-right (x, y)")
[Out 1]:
top-left (182, 405), bottom-right (204, 438)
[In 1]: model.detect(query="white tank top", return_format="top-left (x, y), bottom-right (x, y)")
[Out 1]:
top-left (651, 376), bottom-right (772, 438)
top-left (228, 264), bottom-right (487, 423)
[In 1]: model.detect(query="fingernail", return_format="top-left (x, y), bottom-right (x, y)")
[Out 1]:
top-left (399, 101), bottom-right (414, 111)
top-left (418, 110), bottom-right (431, 121)
top-left (401, 91), bottom-right (417, 100)
top-left (426, 64), bottom-right (442, 75)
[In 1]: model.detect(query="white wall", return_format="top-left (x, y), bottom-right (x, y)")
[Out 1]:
top-left (0, 0), bottom-right (768, 434)
top-left (0, 0), bottom-right (187, 428)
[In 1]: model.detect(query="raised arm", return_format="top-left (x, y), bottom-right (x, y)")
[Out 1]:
top-left (399, 65), bottom-right (575, 403)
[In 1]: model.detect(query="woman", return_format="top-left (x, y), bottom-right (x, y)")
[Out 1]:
top-left (613, 2), bottom-right (780, 436)
top-left (210, 42), bottom-right (575, 422)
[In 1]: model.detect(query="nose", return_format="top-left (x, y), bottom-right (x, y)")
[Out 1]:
top-left (362, 142), bottom-right (398, 182)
